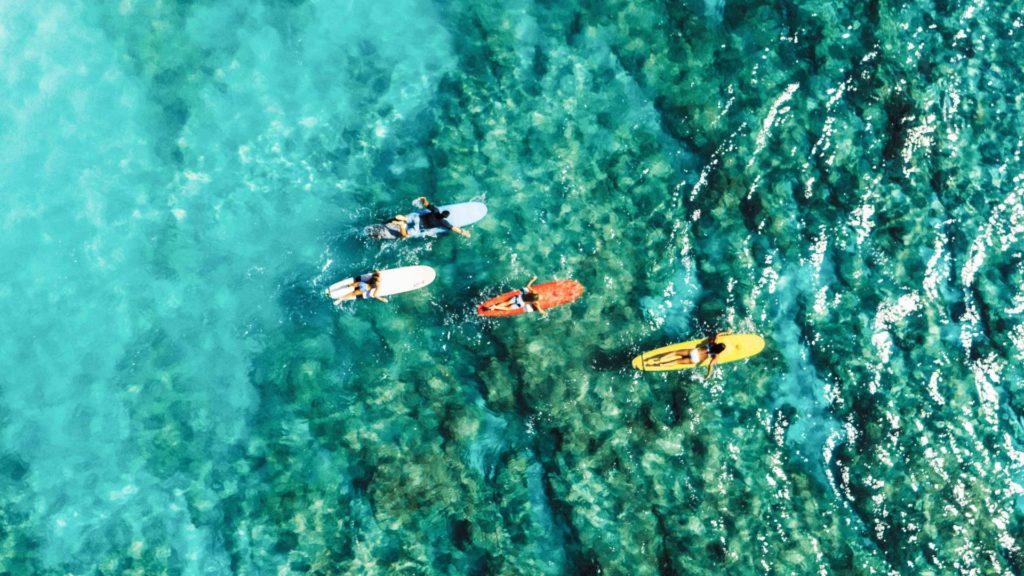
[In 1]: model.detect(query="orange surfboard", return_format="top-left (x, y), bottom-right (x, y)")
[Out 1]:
top-left (476, 280), bottom-right (584, 317)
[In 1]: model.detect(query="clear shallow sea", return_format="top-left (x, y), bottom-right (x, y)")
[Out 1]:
top-left (2, 0), bottom-right (1023, 573)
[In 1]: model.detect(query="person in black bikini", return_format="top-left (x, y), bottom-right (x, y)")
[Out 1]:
top-left (414, 196), bottom-right (471, 238)
top-left (332, 270), bottom-right (387, 304)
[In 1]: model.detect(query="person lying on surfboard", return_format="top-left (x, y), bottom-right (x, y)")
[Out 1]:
top-left (645, 331), bottom-right (731, 376)
top-left (331, 270), bottom-right (388, 304)
top-left (413, 196), bottom-right (471, 238)
top-left (483, 276), bottom-right (546, 316)
top-left (384, 214), bottom-right (410, 238)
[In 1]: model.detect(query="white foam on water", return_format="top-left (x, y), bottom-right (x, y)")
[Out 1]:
top-left (923, 228), bottom-right (950, 308)
top-left (969, 353), bottom-right (1002, 426)
top-left (961, 184), bottom-right (1024, 288)
top-left (847, 192), bottom-right (878, 247)
top-left (747, 82), bottom-right (799, 168)
top-left (871, 292), bottom-right (922, 365)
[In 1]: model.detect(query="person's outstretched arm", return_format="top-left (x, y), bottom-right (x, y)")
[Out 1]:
top-left (525, 276), bottom-right (538, 289)
top-left (706, 356), bottom-right (719, 377)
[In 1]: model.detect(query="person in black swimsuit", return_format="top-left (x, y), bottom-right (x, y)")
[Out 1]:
top-left (645, 331), bottom-right (730, 376)
top-left (415, 196), bottom-right (471, 238)
top-left (700, 332), bottom-right (729, 377)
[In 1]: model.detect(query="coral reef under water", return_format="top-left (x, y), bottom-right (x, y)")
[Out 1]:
top-left (1, 0), bottom-right (1023, 573)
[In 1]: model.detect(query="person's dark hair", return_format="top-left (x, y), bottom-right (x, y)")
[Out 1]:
top-left (709, 342), bottom-right (726, 355)
top-left (523, 291), bottom-right (541, 303)
top-left (441, 210), bottom-right (451, 218)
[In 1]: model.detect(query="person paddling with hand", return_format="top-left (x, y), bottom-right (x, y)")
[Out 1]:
top-left (414, 196), bottom-right (471, 238)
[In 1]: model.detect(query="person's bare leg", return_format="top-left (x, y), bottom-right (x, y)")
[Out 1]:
top-left (647, 351), bottom-right (692, 367)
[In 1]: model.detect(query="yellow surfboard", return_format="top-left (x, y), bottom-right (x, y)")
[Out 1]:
top-left (632, 333), bottom-right (766, 372)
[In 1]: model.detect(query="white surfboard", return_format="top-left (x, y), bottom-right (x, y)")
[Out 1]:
top-left (367, 201), bottom-right (488, 239)
top-left (327, 265), bottom-right (436, 300)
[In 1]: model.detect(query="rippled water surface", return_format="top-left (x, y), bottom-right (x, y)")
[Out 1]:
top-left (2, 0), bottom-right (1024, 573)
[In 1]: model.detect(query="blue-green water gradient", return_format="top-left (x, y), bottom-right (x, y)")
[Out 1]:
top-left (2, 0), bottom-right (1024, 573)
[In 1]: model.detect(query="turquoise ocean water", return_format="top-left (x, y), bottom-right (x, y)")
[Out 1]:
top-left (2, 0), bottom-right (1024, 573)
